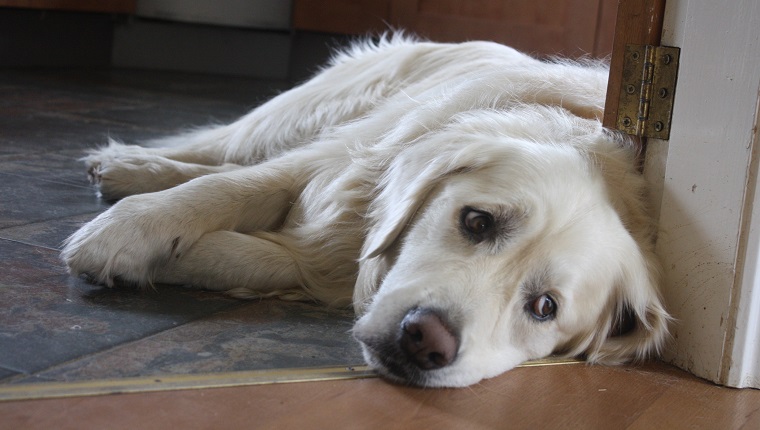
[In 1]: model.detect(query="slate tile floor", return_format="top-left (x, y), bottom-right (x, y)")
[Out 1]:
top-left (0, 69), bottom-right (364, 386)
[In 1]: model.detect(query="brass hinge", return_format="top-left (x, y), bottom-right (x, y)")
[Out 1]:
top-left (616, 44), bottom-right (680, 139)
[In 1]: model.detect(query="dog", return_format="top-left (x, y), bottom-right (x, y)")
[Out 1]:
top-left (62, 35), bottom-right (670, 387)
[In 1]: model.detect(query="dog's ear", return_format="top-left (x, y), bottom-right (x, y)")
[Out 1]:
top-left (360, 164), bottom-right (441, 261)
top-left (360, 141), bottom-right (483, 260)
top-left (353, 148), bottom-right (444, 314)
top-left (354, 140), bottom-right (492, 314)
top-left (584, 254), bottom-right (671, 365)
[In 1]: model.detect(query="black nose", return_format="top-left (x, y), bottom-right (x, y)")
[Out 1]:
top-left (399, 308), bottom-right (459, 370)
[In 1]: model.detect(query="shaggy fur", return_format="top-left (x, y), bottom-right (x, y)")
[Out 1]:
top-left (62, 35), bottom-right (670, 387)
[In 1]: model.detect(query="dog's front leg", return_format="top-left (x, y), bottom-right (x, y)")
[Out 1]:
top-left (62, 166), bottom-right (293, 287)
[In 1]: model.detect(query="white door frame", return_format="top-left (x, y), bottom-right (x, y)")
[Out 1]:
top-left (645, 0), bottom-right (760, 388)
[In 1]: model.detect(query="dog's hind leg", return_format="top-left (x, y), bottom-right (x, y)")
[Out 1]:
top-left (86, 143), bottom-right (247, 201)
top-left (83, 39), bottom-right (423, 198)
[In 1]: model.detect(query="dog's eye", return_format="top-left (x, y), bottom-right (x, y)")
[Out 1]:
top-left (529, 294), bottom-right (557, 321)
top-left (461, 208), bottom-right (493, 239)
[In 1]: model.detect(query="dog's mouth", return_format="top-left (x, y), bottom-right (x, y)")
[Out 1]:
top-left (355, 307), bottom-right (461, 386)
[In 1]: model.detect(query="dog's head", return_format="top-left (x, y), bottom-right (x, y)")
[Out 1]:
top-left (352, 107), bottom-right (669, 387)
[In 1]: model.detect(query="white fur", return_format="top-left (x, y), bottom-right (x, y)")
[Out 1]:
top-left (62, 35), bottom-right (670, 387)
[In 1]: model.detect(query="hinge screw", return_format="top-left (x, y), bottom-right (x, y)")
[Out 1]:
top-left (659, 88), bottom-right (668, 98)
top-left (663, 54), bottom-right (672, 65)
top-left (654, 121), bottom-right (664, 132)
top-left (626, 84), bottom-right (636, 94)
top-left (622, 117), bottom-right (633, 127)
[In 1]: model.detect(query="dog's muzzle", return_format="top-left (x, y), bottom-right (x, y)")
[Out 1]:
top-left (356, 307), bottom-right (460, 384)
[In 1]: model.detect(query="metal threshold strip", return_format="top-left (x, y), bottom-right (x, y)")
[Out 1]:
top-left (0, 358), bottom-right (582, 402)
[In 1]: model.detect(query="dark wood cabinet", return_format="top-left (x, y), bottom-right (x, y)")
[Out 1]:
top-left (293, 0), bottom-right (617, 58)
top-left (0, 0), bottom-right (135, 13)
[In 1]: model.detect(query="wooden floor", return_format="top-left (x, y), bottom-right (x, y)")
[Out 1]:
top-left (1, 361), bottom-right (758, 429)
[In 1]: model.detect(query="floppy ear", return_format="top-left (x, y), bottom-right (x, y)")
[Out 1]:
top-left (353, 140), bottom-right (493, 314)
top-left (360, 141), bottom-right (486, 260)
top-left (361, 163), bottom-right (443, 260)
top-left (584, 254), bottom-right (671, 365)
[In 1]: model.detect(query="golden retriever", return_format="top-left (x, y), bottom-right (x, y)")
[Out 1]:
top-left (62, 35), bottom-right (670, 387)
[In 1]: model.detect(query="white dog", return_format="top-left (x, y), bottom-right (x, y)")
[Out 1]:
top-left (62, 35), bottom-right (670, 387)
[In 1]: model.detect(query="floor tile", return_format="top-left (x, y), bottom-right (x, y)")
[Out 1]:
top-left (0, 150), bottom-right (94, 188)
top-left (0, 213), bottom-right (99, 250)
top-left (0, 68), bottom-right (280, 158)
top-left (0, 240), bottom-right (244, 382)
top-left (25, 300), bottom-right (361, 383)
top-left (0, 172), bottom-right (107, 229)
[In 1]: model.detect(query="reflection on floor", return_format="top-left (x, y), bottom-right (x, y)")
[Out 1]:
top-left (0, 69), bottom-right (363, 386)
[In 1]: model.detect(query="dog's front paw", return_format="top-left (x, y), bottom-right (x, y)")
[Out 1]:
top-left (61, 194), bottom-right (194, 287)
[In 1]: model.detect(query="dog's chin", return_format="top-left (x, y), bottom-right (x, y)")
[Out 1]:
top-left (359, 341), bottom-right (529, 388)
top-left (359, 343), bottom-right (518, 388)
top-left (360, 343), bottom-right (433, 387)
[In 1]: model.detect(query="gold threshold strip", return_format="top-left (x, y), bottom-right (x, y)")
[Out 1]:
top-left (0, 358), bottom-right (581, 402)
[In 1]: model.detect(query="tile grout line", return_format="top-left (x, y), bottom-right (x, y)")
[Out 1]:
top-left (0, 170), bottom-right (96, 191)
top-left (0, 211), bottom-right (104, 246)
top-left (0, 237), bottom-right (61, 253)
